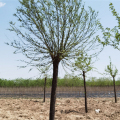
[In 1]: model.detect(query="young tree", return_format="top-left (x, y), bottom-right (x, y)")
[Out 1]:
top-left (37, 66), bottom-right (50, 102)
top-left (7, 0), bottom-right (103, 119)
top-left (105, 57), bottom-right (118, 103)
top-left (72, 52), bottom-right (93, 113)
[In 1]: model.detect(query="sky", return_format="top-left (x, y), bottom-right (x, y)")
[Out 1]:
top-left (0, 0), bottom-right (120, 80)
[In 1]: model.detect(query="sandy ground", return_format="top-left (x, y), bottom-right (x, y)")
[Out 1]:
top-left (0, 97), bottom-right (120, 120)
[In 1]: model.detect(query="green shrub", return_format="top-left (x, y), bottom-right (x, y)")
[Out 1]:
top-left (0, 76), bottom-right (119, 87)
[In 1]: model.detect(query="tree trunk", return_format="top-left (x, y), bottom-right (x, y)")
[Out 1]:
top-left (83, 71), bottom-right (88, 113)
top-left (49, 60), bottom-right (59, 120)
top-left (113, 76), bottom-right (117, 103)
top-left (43, 77), bottom-right (47, 102)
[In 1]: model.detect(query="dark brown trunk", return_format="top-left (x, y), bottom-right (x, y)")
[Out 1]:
top-left (113, 76), bottom-right (117, 103)
top-left (83, 71), bottom-right (88, 113)
top-left (49, 60), bottom-right (59, 120)
top-left (43, 77), bottom-right (47, 102)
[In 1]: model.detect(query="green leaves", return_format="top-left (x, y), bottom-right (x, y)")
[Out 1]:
top-left (105, 56), bottom-right (118, 77)
top-left (97, 3), bottom-right (120, 50)
top-left (37, 64), bottom-right (52, 78)
top-left (7, 0), bottom-right (103, 75)
top-left (73, 52), bottom-right (93, 73)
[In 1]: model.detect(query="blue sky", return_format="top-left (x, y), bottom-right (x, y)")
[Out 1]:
top-left (0, 0), bottom-right (120, 80)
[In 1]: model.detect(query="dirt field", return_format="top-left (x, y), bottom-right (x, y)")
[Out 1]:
top-left (0, 97), bottom-right (120, 120)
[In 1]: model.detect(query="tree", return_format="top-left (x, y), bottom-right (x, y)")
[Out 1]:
top-left (72, 52), bottom-right (93, 113)
top-left (105, 56), bottom-right (118, 103)
top-left (98, 3), bottom-right (120, 49)
top-left (97, 2), bottom-right (120, 103)
top-left (37, 66), bottom-right (49, 102)
top-left (7, 0), bottom-right (103, 119)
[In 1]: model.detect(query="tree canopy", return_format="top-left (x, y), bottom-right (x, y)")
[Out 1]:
top-left (7, 0), bottom-right (103, 72)
top-left (105, 57), bottom-right (118, 78)
top-left (73, 52), bottom-right (93, 73)
top-left (98, 3), bottom-right (120, 50)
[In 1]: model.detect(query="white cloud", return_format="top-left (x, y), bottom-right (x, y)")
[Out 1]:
top-left (0, 2), bottom-right (6, 8)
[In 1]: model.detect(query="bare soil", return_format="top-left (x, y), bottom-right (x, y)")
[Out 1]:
top-left (0, 97), bottom-right (120, 120)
